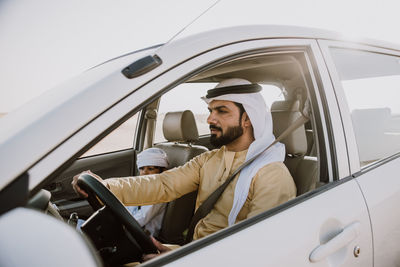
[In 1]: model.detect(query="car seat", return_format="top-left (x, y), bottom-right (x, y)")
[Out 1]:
top-left (154, 110), bottom-right (208, 244)
top-left (271, 100), bottom-right (318, 195)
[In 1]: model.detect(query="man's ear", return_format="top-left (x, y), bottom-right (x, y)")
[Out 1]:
top-left (242, 112), bottom-right (252, 128)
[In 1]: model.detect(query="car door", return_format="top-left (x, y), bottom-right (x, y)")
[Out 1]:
top-left (131, 38), bottom-right (373, 266)
top-left (319, 40), bottom-right (400, 267)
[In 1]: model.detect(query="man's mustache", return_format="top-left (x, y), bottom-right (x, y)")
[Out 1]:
top-left (209, 125), bottom-right (222, 131)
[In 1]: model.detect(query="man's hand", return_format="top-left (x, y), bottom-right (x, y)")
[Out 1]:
top-left (142, 236), bottom-right (172, 262)
top-left (71, 170), bottom-right (103, 198)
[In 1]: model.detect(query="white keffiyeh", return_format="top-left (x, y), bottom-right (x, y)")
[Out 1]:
top-left (137, 148), bottom-right (169, 168)
top-left (202, 78), bottom-right (285, 226)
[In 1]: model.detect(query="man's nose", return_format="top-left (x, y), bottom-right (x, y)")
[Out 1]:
top-left (207, 112), bottom-right (216, 124)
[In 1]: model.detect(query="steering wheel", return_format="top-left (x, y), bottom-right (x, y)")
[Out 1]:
top-left (77, 173), bottom-right (158, 261)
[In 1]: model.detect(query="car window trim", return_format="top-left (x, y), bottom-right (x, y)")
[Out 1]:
top-left (352, 152), bottom-right (400, 178)
top-left (301, 47), bottom-right (337, 183)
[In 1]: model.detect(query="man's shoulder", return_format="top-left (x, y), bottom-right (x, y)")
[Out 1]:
top-left (256, 161), bottom-right (292, 179)
top-left (253, 162), bottom-right (296, 191)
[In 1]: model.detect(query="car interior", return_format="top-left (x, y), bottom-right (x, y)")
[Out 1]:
top-left (27, 49), bottom-right (330, 265)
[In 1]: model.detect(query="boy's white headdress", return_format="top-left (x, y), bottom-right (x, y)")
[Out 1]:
top-left (137, 148), bottom-right (169, 169)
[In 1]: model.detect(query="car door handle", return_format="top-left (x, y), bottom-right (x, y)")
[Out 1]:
top-left (309, 221), bottom-right (361, 262)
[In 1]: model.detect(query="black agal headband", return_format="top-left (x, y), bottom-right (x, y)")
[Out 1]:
top-left (205, 83), bottom-right (262, 98)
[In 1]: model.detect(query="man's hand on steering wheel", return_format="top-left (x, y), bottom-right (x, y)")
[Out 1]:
top-left (71, 170), bottom-right (102, 198)
top-left (72, 172), bottom-right (159, 264)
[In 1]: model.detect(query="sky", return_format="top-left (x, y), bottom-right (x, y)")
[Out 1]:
top-left (1, 0), bottom-right (400, 114)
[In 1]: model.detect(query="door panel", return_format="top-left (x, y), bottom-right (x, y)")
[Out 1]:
top-left (319, 41), bottom-right (400, 266)
top-left (167, 180), bottom-right (372, 267)
top-left (356, 157), bottom-right (400, 266)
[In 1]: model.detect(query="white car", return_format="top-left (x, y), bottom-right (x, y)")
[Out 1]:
top-left (1, 25), bottom-right (400, 267)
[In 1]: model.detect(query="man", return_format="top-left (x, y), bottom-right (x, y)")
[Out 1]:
top-left (72, 78), bottom-right (296, 251)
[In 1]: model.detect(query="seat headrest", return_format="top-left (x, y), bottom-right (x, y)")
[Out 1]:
top-left (271, 100), bottom-right (307, 156)
top-left (163, 110), bottom-right (199, 142)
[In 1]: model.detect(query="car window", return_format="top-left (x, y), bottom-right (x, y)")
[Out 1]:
top-left (330, 48), bottom-right (400, 167)
top-left (155, 82), bottom-right (284, 143)
top-left (80, 113), bottom-right (139, 157)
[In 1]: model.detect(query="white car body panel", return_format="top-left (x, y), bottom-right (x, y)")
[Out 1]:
top-left (161, 180), bottom-right (372, 267)
top-left (355, 158), bottom-right (400, 266)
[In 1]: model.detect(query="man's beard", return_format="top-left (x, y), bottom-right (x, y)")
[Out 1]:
top-left (210, 124), bottom-right (244, 147)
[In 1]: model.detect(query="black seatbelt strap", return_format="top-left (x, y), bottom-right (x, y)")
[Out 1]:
top-left (185, 100), bottom-right (310, 244)
top-left (184, 144), bottom-right (267, 243)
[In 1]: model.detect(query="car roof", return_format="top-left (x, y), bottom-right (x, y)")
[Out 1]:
top-left (1, 24), bottom-right (399, 190)
top-left (160, 24), bottom-right (400, 56)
